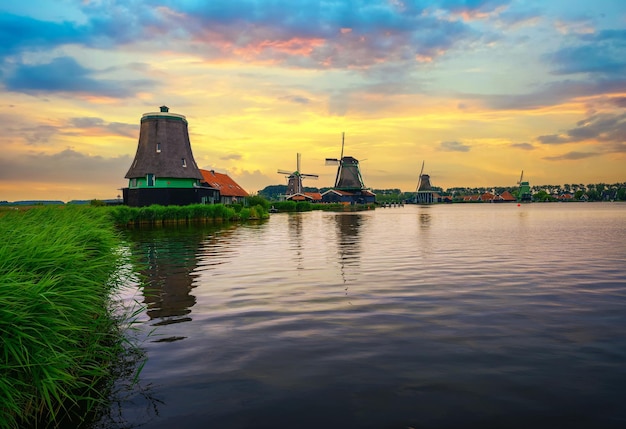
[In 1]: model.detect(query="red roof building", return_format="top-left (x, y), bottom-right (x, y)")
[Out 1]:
top-left (499, 191), bottom-right (517, 202)
top-left (200, 169), bottom-right (249, 204)
top-left (287, 192), bottom-right (322, 202)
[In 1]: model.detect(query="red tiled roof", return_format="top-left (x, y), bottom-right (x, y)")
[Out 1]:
top-left (322, 189), bottom-right (375, 197)
top-left (500, 191), bottom-right (516, 201)
top-left (304, 192), bottom-right (322, 200)
top-left (287, 192), bottom-right (322, 201)
top-left (199, 169), bottom-right (249, 197)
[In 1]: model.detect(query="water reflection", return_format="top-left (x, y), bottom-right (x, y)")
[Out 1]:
top-left (288, 213), bottom-right (304, 270)
top-left (334, 213), bottom-right (365, 298)
top-left (419, 211), bottom-right (431, 228)
top-left (124, 224), bottom-right (226, 329)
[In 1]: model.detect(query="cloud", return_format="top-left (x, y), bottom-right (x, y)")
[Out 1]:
top-left (537, 112), bottom-right (626, 146)
top-left (0, 12), bottom-right (84, 58)
top-left (115, 0), bottom-right (478, 69)
top-left (543, 151), bottom-right (599, 161)
top-left (4, 116), bottom-right (137, 145)
top-left (609, 97), bottom-right (626, 108)
top-left (219, 153), bottom-right (243, 161)
top-left (0, 148), bottom-right (130, 182)
top-left (3, 56), bottom-right (155, 97)
top-left (438, 141), bottom-right (471, 152)
top-left (511, 142), bottom-right (534, 150)
top-left (477, 77), bottom-right (626, 110)
top-left (19, 125), bottom-right (60, 145)
top-left (0, 1), bottom-right (504, 71)
top-left (541, 28), bottom-right (626, 91)
top-left (546, 44), bottom-right (626, 76)
top-left (68, 117), bottom-right (137, 138)
top-left (280, 95), bottom-right (311, 104)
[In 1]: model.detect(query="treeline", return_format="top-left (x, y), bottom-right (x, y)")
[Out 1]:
top-left (257, 183), bottom-right (626, 203)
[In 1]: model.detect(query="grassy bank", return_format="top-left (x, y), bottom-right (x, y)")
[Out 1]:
top-left (0, 206), bottom-right (140, 429)
top-left (108, 203), bottom-right (269, 225)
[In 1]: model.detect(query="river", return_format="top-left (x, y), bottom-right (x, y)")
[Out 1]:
top-left (98, 202), bottom-right (626, 429)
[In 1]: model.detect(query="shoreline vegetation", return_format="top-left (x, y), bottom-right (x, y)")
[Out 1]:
top-left (108, 202), bottom-right (270, 225)
top-left (0, 206), bottom-right (145, 429)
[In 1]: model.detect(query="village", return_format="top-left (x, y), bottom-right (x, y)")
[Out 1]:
top-left (118, 106), bottom-right (626, 207)
top-left (2, 106), bottom-right (625, 207)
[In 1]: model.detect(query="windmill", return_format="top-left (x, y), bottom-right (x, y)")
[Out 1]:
top-left (325, 132), bottom-right (366, 191)
top-left (278, 153), bottom-right (318, 197)
top-left (414, 161), bottom-right (435, 204)
top-left (517, 169), bottom-right (532, 202)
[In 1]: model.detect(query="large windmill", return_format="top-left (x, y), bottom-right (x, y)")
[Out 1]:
top-left (278, 153), bottom-right (319, 197)
top-left (517, 170), bottom-right (532, 202)
top-left (322, 133), bottom-right (375, 204)
top-left (325, 133), bottom-right (366, 191)
top-left (414, 161), bottom-right (435, 204)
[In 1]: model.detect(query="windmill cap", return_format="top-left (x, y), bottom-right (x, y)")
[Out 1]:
top-left (142, 106), bottom-right (187, 123)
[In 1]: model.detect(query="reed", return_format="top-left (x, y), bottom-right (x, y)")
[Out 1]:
top-left (107, 203), bottom-right (268, 226)
top-left (0, 206), bottom-right (140, 429)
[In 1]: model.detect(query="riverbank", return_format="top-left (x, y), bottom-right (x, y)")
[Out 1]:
top-left (0, 206), bottom-right (141, 429)
top-left (108, 202), bottom-right (269, 225)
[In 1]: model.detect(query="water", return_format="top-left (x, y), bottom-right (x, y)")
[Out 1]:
top-left (101, 203), bottom-right (626, 429)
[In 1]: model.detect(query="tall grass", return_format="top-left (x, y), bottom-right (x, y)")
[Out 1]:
top-left (0, 206), bottom-right (140, 429)
top-left (108, 203), bottom-right (268, 226)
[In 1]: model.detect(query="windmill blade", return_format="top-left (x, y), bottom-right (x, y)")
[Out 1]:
top-left (277, 169), bottom-right (292, 175)
top-left (325, 158), bottom-right (339, 166)
top-left (301, 174), bottom-right (319, 179)
top-left (334, 160), bottom-right (343, 189)
top-left (340, 132), bottom-right (345, 160)
top-left (415, 161), bottom-right (424, 193)
top-left (297, 153), bottom-right (301, 173)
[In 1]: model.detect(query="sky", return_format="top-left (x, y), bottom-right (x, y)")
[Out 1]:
top-left (1, 0), bottom-right (625, 202)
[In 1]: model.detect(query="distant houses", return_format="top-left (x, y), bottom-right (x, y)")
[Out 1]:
top-left (286, 192), bottom-right (323, 202)
top-left (461, 191), bottom-right (517, 203)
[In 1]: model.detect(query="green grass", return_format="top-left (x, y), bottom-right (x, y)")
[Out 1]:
top-left (108, 203), bottom-right (269, 225)
top-left (0, 206), bottom-right (142, 429)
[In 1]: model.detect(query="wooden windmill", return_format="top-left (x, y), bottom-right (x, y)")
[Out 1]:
top-left (414, 161), bottom-right (435, 204)
top-left (278, 153), bottom-right (318, 197)
top-left (517, 170), bottom-right (532, 202)
top-left (325, 132), bottom-right (366, 191)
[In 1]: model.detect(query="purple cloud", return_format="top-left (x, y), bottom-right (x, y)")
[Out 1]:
top-left (537, 112), bottom-right (626, 146)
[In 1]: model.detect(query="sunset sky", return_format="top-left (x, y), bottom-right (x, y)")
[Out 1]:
top-left (1, 0), bottom-right (625, 201)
